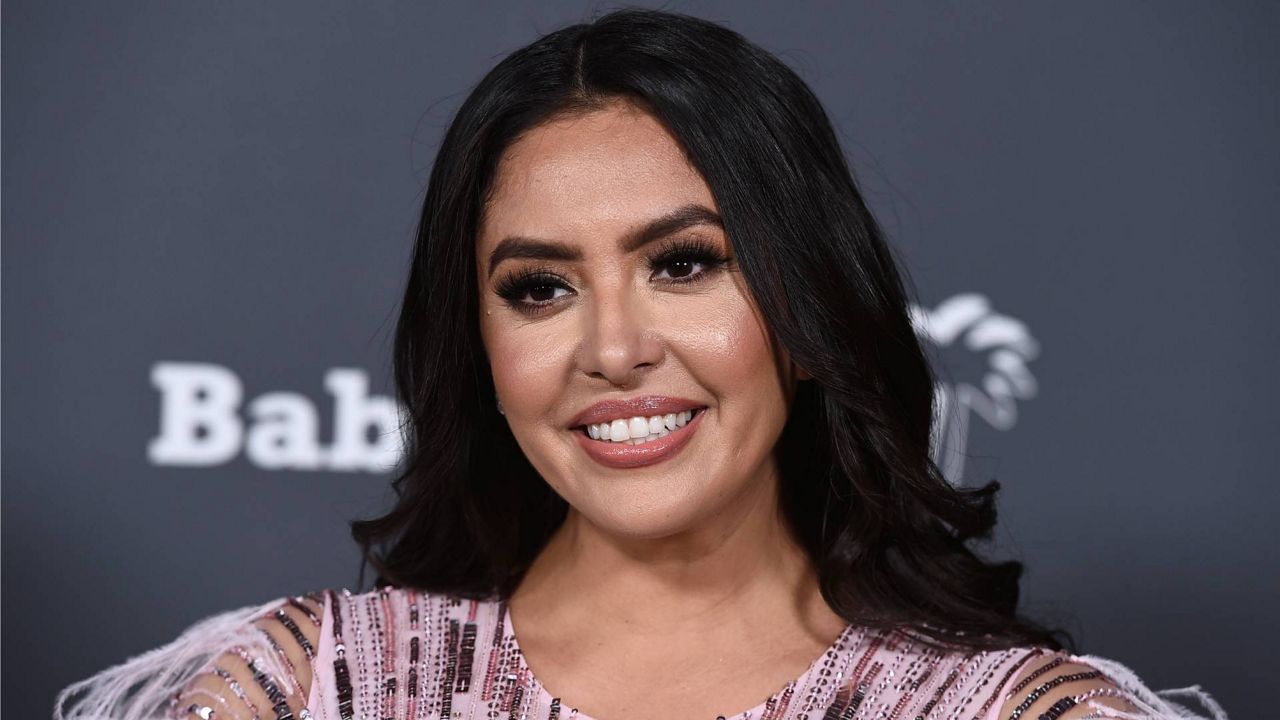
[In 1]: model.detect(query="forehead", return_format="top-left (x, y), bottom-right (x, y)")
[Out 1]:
top-left (479, 102), bottom-right (716, 248)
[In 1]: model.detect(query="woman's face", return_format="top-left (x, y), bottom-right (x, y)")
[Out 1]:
top-left (476, 101), bottom-right (803, 539)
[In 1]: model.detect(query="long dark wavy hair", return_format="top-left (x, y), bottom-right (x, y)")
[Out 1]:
top-left (352, 6), bottom-right (1073, 653)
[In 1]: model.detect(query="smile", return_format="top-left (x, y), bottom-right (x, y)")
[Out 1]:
top-left (571, 407), bottom-right (707, 469)
top-left (579, 408), bottom-right (704, 444)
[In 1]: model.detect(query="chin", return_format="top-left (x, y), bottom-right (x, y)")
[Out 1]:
top-left (583, 511), bottom-right (704, 541)
top-left (566, 479), bottom-right (729, 539)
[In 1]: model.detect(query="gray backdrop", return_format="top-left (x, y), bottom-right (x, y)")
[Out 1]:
top-left (5, 2), bottom-right (1276, 718)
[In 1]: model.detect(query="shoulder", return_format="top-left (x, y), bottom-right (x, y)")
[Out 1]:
top-left (54, 590), bottom-right (330, 720)
top-left (169, 592), bottom-right (326, 720)
top-left (993, 649), bottom-right (1229, 720)
top-left (871, 628), bottom-right (1227, 720)
top-left (994, 652), bottom-right (1139, 720)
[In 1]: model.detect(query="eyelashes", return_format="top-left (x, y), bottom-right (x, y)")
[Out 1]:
top-left (492, 236), bottom-right (732, 317)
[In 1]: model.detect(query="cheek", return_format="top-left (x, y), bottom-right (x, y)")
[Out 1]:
top-left (673, 294), bottom-right (776, 391)
top-left (483, 316), bottom-right (573, 416)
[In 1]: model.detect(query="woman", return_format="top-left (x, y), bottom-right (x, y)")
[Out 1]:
top-left (55, 8), bottom-right (1227, 720)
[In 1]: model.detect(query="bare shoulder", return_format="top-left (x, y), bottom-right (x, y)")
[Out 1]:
top-left (996, 652), bottom-right (1143, 720)
top-left (55, 590), bottom-right (333, 720)
top-left (169, 592), bottom-right (326, 720)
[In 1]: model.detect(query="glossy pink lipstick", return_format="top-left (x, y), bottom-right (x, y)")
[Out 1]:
top-left (569, 396), bottom-right (707, 469)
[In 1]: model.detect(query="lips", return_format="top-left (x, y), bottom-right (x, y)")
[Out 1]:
top-left (568, 395), bottom-right (707, 429)
top-left (572, 405), bottom-right (707, 469)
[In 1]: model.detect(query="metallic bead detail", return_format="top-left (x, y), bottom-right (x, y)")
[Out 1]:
top-left (1008, 671), bottom-right (1103, 720)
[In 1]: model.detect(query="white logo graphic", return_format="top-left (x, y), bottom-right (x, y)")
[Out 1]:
top-left (910, 293), bottom-right (1041, 486)
top-left (148, 362), bottom-right (403, 473)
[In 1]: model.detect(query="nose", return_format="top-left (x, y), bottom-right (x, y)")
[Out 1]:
top-left (577, 283), bottom-right (663, 387)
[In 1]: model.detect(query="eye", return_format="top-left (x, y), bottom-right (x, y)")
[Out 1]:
top-left (647, 237), bottom-right (731, 285)
top-left (493, 269), bottom-right (574, 316)
top-left (491, 237), bottom-right (731, 318)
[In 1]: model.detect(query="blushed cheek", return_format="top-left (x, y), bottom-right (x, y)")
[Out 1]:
top-left (482, 316), bottom-right (583, 489)
top-left (671, 289), bottom-right (779, 394)
top-left (484, 316), bottom-right (575, 424)
top-left (697, 298), bottom-right (791, 473)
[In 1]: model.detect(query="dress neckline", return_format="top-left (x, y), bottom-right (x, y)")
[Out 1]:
top-left (500, 601), bottom-right (861, 720)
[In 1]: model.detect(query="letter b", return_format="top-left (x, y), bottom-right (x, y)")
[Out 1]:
top-left (147, 362), bottom-right (244, 466)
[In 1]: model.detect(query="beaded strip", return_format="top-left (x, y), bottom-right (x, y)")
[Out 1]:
top-left (481, 601), bottom-right (507, 704)
top-left (440, 618), bottom-right (459, 718)
top-left (368, 589), bottom-right (388, 719)
top-left (181, 702), bottom-right (216, 720)
top-left (1008, 656), bottom-right (1065, 696)
top-left (174, 681), bottom-right (256, 717)
top-left (457, 620), bottom-right (478, 693)
top-left (182, 690), bottom-right (238, 719)
top-left (852, 660), bottom-right (889, 718)
top-left (975, 650), bottom-right (1045, 719)
top-left (288, 597), bottom-right (323, 628)
top-left (228, 646), bottom-right (296, 720)
top-left (407, 635), bottom-right (421, 717)
top-left (326, 589), bottom-right (355, 720)
top-left (1073, 687), bottom-right (1134, 705)
top-left (353, 590), bottom-right (372, 718)
top-left (862, 631), bottom-right (915, 718)
top-left (273, 609), bottom-right (317, 659)
top-left (807, 626), bottom-right (859, 715)
top-left (212, 666), bottom-right (261, 720)
top-left (248, 620), bottom-right (313, 707)
top-left (255, 623), bottom-right (310, 702)
top-left (954, 650), bottom-right (1019, 720)
top-left (1070, 687), bottom-right (1142, 717)
top-left (171, 686), bottom-right (241, 720)
top-left (824, 653), bottom-right (875, 712)
top-left (1006, 671), bottom-right (1103, 720)
top-left (434, 595), bottom-right (454, 719)
top-left (811, 630), bottom-right (880, 714)
top-left (378, 586), bottom-right (399, 720)
top-left (914, 654), bottom-right (964, 718)
top-left (416, 592), bottom-right (438, 720)
top-left (881, 643), bottom-right (935, 719)
top-left (1036, 696), bottom-right (1077, 720)
top-left (944, 652), bottom-right (992, 720)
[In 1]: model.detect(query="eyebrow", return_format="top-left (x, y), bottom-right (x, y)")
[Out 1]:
top-left (485, 203), bottom-right (723, 279)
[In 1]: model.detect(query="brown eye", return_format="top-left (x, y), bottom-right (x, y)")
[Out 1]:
top-left (527, 284), bottom-right (562, 302)
top-left (654, 257), bottom-right (708, 281)
top-left (647, 237), bottom-right (730, 285)
top-left (494, 269), bottom-right (574, 316)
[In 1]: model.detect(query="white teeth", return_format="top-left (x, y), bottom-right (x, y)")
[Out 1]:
top-left (628, 417), bottom-right (648, 439)
top-left (610, 418), bottom-right (629, 441)
top-left (584, 409), bottom-right (701, 444)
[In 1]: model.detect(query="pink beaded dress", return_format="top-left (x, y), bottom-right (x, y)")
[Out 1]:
top-left (54, 585), bottom-right (1228, 720)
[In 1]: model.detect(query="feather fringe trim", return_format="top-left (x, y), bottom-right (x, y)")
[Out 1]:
top-left (54, 595), bottom-right (300, 720)
top-left (1069, 653), bottom-right (1230, 720)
